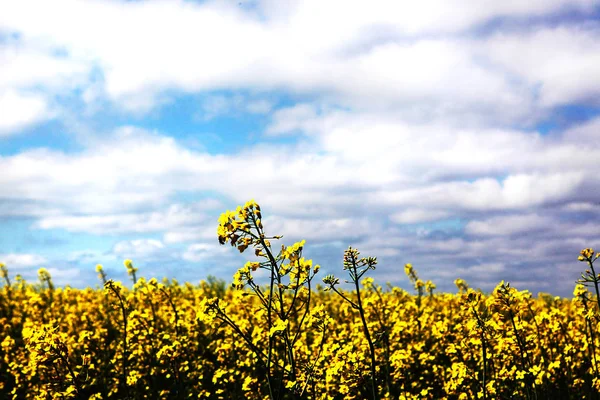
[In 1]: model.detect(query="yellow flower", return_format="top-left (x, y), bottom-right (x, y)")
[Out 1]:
top-left (580, 248), bottom-right (595, 260)
top-left (269, 318), bottom-right (288, 337)
top-left (0, 263), bottom-right (8, 279)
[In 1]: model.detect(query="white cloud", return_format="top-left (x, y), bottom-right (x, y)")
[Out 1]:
top-left (0, 90), bottom-right (52, 135)
top-left (0, 40), bottom-right (90, 133)
top-left (182, 242), bottom-right (229, 262)
top-left (439, 262), bottom-right (506, 277)
top-left (36, 201), bottom-right (220, 234)
top-left (164, 225), bottom-right (216, 244)
top-left (45, 267), bottom-right (81, 281)
top-left (266, 104), bottom-right (319, 135)
top-left (465, 214), bottom-right (551, 236)
top-left (390, 209), bottom-right (452, 224)
top-left (0, 42), bottom-right (88, 92)
top-left (376, 172), bottom-right (585, 212)
top-left (465, 214), bottom-right (600, 239)
top-left (112, 239), bottom-right (166, 261)
top-left (1, 113), bottom-right (596, 228)
top-left (483, 26), bottom-right (600, 107)
top-left (0, 126), bottom-right (225, 214)
top-left (263, 215), bottom-right (377, 242)
top-left (246, 99), bottom-right (274, 114)
top-left (0, 0), bottom-right (597, 119)
top-left (67, 249), bottom-right (115, 265)
top-left (0, 253), bottom-right (48, 269)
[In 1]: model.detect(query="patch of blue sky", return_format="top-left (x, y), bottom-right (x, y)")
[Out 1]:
top-left (123, 90), bottom-right (318, 153)
top-left (2, 85), bottom-right (322, 157)
top-left (105, 92), bottom-right (264, 153)
top-left (535, 104), bottom-right (600, 134)
top-left (0, 120), bottom-right (84, 156)
top-left (0, 218), bottom-right (47, 252)
top-left (491, 98), bottom-right (600, 135)
top-left (0, 30), bottom-right (20, 43)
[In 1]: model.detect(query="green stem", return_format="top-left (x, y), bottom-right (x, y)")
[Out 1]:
top-left (351, 258), bottom-right (378, 400)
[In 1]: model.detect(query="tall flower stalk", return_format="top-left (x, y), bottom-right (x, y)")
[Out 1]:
top-left (323, 247), bottom-right (379, 400)
top-left (205, 200), bottom-right (322, 400)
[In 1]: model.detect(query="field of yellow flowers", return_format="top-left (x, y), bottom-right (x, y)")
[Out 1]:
top-left (1, 200), bottom-right (600, 399)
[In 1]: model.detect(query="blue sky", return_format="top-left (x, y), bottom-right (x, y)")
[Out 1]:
top-left (1, 0), bottom-right (600, 296)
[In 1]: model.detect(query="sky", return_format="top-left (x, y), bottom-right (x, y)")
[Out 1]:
top-left (1, 0), bottom-right (600, 296)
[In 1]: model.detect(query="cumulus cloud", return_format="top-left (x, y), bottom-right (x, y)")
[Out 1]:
top-left (182, 242), bottom-right (230, 263)
top-left (390, 209), bottom-right (452, 224)
top-left (0, 253), bottom-right (48, 269)
top-left (483, 25), bottom-right (600, 107)
top-left (112, 239), bottom-right (166, 261)
top-left (0, 0), bottom-right (597, 120)
top-left (0, 126), bottom-right (225, 214)
top-left (0, 90), bottom-right (52, 135)
top-left (266, 104), bottom-right (320, 135)
top-left (0, 42), bottom-right (88, 91)
top-left (465, 214), bottom-right (552, 236)
top-left (0, 39), bottom-right (89, 134)
top-left (67, 249), bottom-right (115, 265)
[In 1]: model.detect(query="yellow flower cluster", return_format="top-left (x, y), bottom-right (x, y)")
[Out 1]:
top-left (0, 205), bottom-right (599, 399)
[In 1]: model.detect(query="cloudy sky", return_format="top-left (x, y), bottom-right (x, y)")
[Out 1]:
top-left (1, 0), bottom-right (599, 296)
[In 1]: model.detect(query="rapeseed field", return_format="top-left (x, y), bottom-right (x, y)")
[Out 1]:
top-left (1, 200), bottom-right (599, 399)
